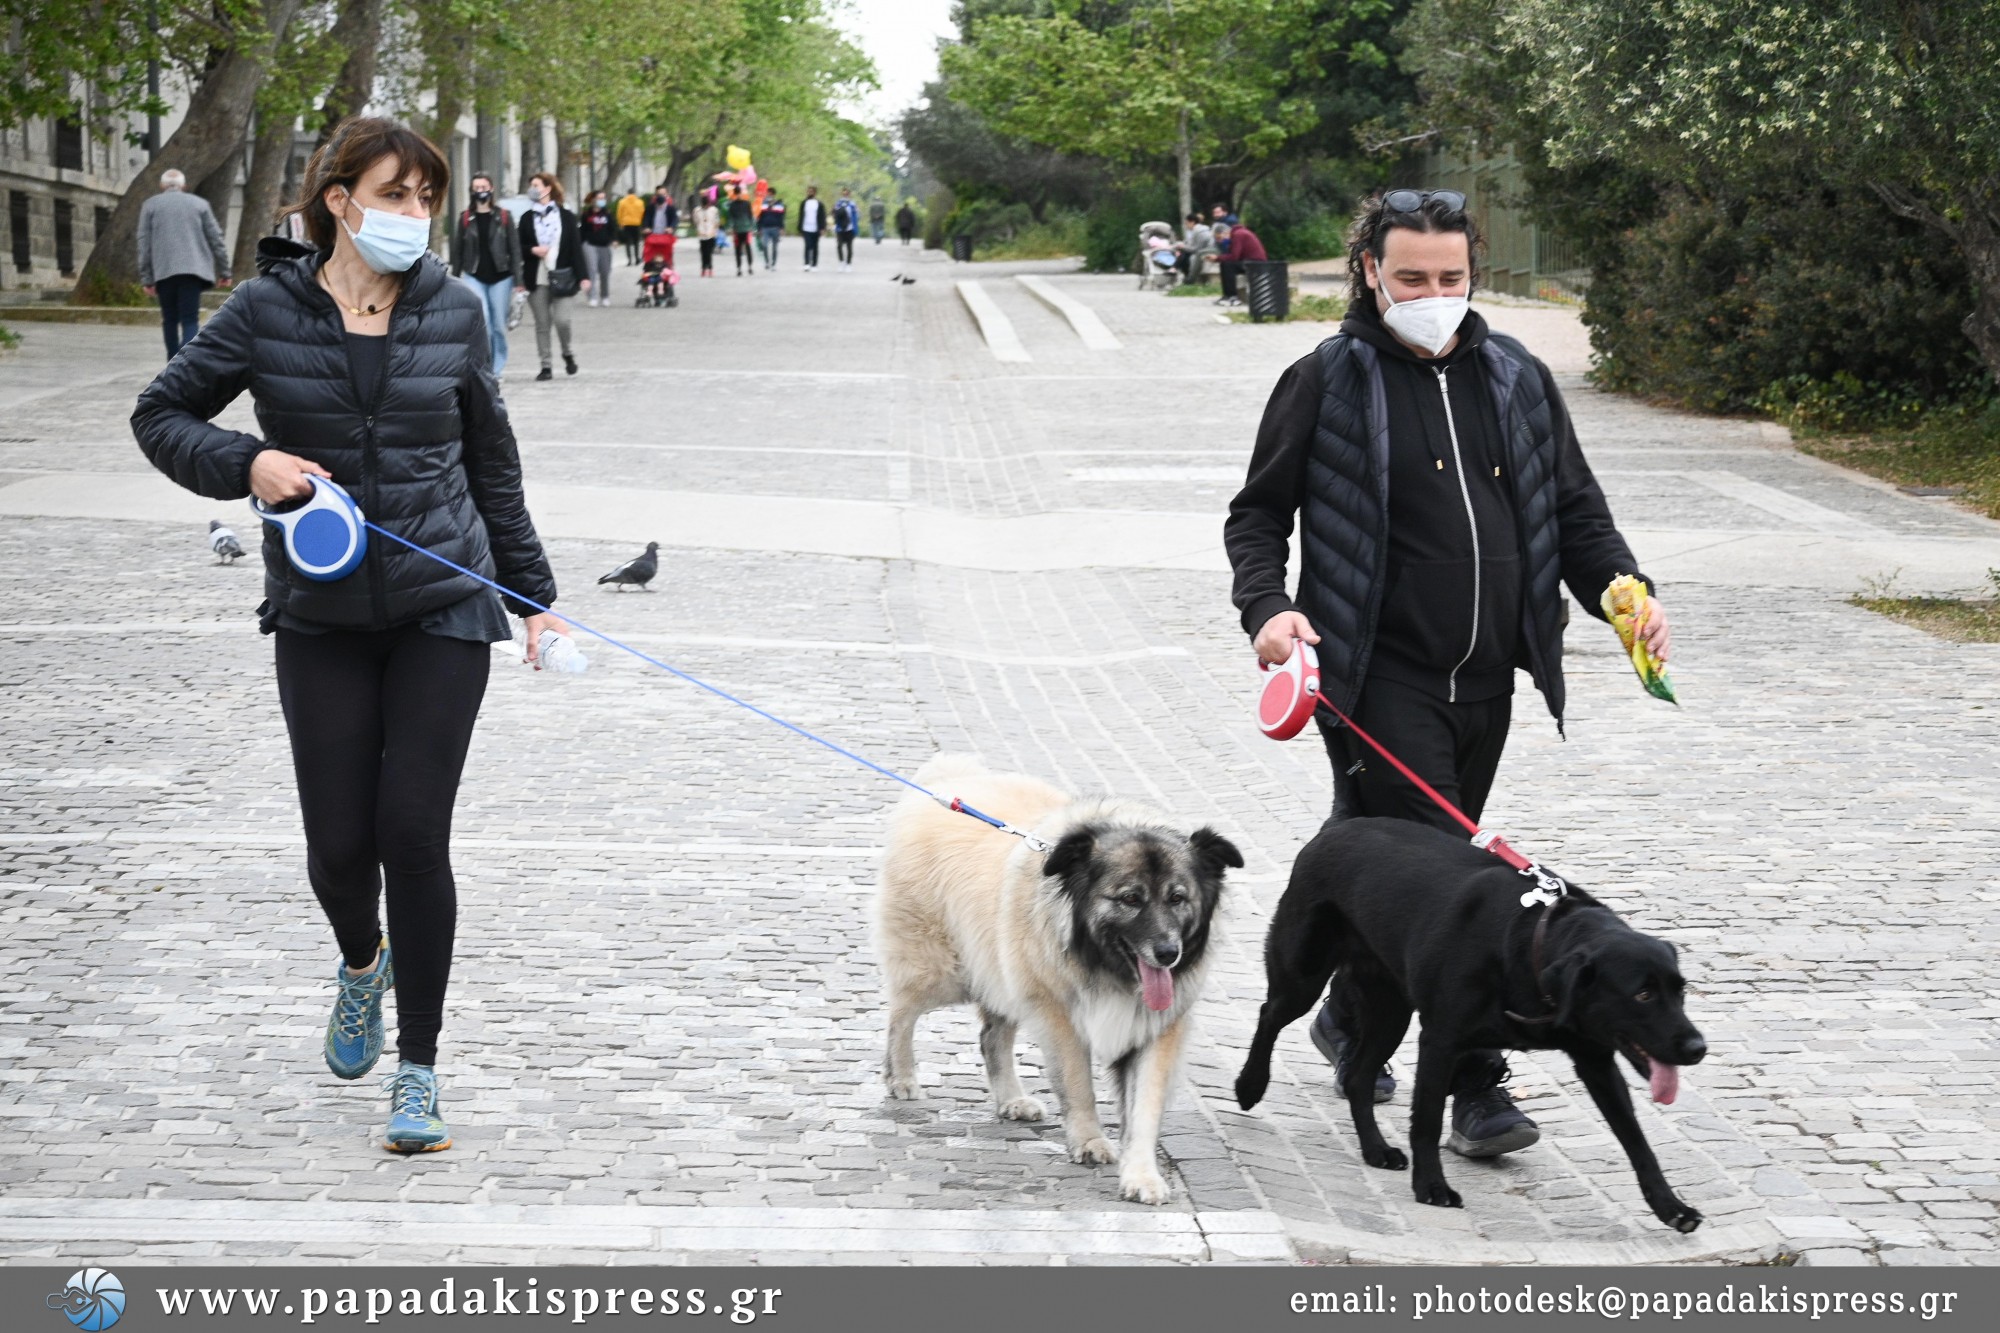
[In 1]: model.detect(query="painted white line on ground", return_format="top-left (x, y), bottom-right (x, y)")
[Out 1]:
top-left (0, 622), bottom-right (1188, 667)
top-left (1596, 470), bottom-right (1889, 536)
top-left (955, 280), bottom-right (1032, 363)
top-left (0, 831), bottom-right (882, 857)
top-left (0, 1200), bottom-right (1289, 1260)
top-left (1070, 466), bottom-right (1243, 482)
top-left (1016, 274), bottom-right (1123, 350)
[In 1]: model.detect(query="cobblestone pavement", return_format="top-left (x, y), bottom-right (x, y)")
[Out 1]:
top-left (0, 246), bottom-right (1996, 1266)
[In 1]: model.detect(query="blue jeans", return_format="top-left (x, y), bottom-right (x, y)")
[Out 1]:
top-left (156, 274), bottom-right (208, 359)
top-left (460, 274), bottom-right (513, 375)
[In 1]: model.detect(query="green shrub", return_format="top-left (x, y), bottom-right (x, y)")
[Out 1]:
top-left (1580, 183), bottom-right (1981, 413)
top-left (979, 209), bottom-right (1087, 261)
top-left (1082, 182), bottom-right (1178, 273)
top-left (0, 321), bottom-right (19, 349)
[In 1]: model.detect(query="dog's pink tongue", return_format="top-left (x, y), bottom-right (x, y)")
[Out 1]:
top-left (1649, 1061), bottom-right (1680, 1105)
top-left (1138, 959), bottom-right (1175, 1012)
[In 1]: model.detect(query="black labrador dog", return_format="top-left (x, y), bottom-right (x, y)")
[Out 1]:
top-left (1234, 817), bottom-right (1709, 1232)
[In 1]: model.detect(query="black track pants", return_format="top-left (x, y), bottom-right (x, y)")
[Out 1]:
top-left (1316, 677), bottom-right (1514, 1095)
top-left (275, 625), bottom-right (490, 1067)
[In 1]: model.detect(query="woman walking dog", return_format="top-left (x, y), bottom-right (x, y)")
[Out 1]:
top-left (131, 115), bottom-right (564, 1153)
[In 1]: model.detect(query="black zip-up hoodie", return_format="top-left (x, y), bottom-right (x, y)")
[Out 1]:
top-left (1226, 296), bottom-right (1645, 705)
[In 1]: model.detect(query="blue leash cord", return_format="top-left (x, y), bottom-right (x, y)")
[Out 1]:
top-left (362, 521), bottom-right (1052, 853)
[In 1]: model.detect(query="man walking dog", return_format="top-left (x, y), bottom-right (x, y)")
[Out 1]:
top-left (1224, 189), bottom-right (1672, 1159)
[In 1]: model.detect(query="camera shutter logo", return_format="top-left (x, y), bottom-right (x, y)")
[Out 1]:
top-left (46, 1268), bottom-right (125, 1331)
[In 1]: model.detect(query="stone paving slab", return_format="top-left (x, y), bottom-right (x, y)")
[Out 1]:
top-left (1, 245), bottom-right (1996, 1265)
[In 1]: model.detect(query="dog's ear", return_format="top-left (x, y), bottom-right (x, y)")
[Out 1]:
top-left (1188, 826), bottom-right (1244, 872)
top-left (1550, 951), bottom-right (1597, 1030)
top-left (1042, 829), bottom-right (1095, 890)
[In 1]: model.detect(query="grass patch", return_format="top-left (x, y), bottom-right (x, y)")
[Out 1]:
top-left (1167, 280), bottom-right (1218, 297)
top-left (1774, 391), bottom-right (2000, 521)
top-left (1853, 596), bottom-right (2000, 642)
top-left (977, 213), bottom-right (1087, 262)
top-left (1225, 289), bottom-right (1346, 323)
top-left (0, 321), bottom-right (19, 350)
top-left (1852, 568), bottom-right (2000, 642)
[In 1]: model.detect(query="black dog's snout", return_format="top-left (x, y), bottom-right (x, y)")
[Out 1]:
top-left (1676, 1035), bottom-right (1708, 1065)
top-left (1148, 939), bottom-right (1181, 967)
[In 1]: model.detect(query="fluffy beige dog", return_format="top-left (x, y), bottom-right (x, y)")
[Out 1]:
top-left (874, 755), bottom-right (1241, 1204)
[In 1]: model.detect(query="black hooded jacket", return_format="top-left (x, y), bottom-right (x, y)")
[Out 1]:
top-left (1224, 297), bottom-right (1646, 726)
top-left (131, 237), bottom-right (557, 629)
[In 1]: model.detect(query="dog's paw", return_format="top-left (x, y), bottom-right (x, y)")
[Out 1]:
top-left (1070, 1135), bottom-right (1118, 1166)
top-left (1658, 1201), bottom-right (1703, 1234)
top-left (1234, 1065), bottom-right (1268, 1110)
top-left (1363, 1145), bottom-right (1408, 1171)
top-left (1119, 1167), bottom-right (1172, 1206)
top-left (997, 1096), bottom-right (1046, 1122)
top-left (1413, 1179), bottom-right (1463, 1209)
top-left (883, 1074), bottom-right (920, 1101)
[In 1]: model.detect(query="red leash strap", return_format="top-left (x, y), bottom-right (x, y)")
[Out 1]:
top-left (1313, 693), bottom-right (1535, 873)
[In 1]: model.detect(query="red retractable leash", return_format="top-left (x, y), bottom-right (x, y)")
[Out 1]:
top-left (1256, 638), bottom-right (1567, 907)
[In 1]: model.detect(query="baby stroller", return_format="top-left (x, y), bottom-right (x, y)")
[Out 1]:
top-left (636, 232), bottom-right (679, 307)
top-left (1135, 220), bottom-right (1179, 291)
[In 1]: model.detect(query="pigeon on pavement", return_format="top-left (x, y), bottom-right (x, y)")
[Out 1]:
top-left (597, 541), bottom-right (660, 592)
top-left (208, 520), bottom-right (245, 564)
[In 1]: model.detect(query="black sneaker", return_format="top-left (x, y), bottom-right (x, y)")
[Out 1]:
top-left (563, 353), bottom-right (578, 376)
top-left (1447, 1063), bottom-right (1541, 1157)
top-left (1309, 1001), bottom-right (1394, 1103)
top-left (535, 367), bottom-right (553, 381)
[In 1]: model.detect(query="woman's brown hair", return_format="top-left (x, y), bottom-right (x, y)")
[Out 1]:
top-left (280, 116), bottom-right (450, 252)
top-left (528, 171), bottom-right (565, 206)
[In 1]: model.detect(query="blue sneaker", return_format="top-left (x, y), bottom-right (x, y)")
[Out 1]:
top-left (324, 938), bottom-right (393, 1080)
top-left (383, 1060), bottom-right (452, 1154)
top-left (1311, 1000), bottom-right (1396, 1103)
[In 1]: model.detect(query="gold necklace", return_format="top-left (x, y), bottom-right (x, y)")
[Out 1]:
top-left (321, 269), bottom-right (398, 317)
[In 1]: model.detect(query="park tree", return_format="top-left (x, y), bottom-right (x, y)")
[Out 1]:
top-left (1494, 0), bottom-right (2000, 386)
top-left (939, 0), bottom-right (1346, 222)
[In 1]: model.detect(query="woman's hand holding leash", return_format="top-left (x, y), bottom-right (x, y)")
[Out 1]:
top-left (522, 613), bottom-right (566, 667)
top-left (250, 449), bottom-right (333, 505)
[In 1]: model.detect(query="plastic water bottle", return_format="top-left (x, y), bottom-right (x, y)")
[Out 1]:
top-left (536, 629), bottom-right (588, 675)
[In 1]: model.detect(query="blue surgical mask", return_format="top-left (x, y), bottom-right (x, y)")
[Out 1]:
top-left (339, 196), bottom-right (431, 274)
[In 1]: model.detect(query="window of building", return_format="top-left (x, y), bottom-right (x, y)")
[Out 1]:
top-left (9, 192), bottom-right (30, 272)
top-left (54, 118), bottom-right (85, 171)
top-left (53, 199), bottom-right (74, 276)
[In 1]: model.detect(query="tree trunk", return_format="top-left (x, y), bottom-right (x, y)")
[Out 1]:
top-left (661, 142), bottom-right (713, 202)
top-left (195, 147), bottom-right (241, 243)
top-left (314, 0), bottom-right (387, 148)
top-left (1175, 106), bottom-right (1193, 225)
top-left (1875, 178), bottom-right (2000, 386)
top-left (74, 0), bottom-right (306, 299)
top-left (596, 143), bottom-right (636, 201)
top-left (233, 110), bottom-right (296, 278)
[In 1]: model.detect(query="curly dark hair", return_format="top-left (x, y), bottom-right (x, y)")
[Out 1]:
top-left (1346, 190), bottom-right (1484, 302)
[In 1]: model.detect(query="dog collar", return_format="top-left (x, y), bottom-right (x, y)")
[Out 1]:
top-left (1504, 897), bottom-right (1568, 1026)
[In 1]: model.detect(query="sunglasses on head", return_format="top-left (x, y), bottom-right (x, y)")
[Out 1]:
top-left (1382, 189), bottom-right (1467, 216)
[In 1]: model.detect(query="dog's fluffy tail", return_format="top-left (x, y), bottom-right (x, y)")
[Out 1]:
top-left (913, 754), bottom-right (987, 788)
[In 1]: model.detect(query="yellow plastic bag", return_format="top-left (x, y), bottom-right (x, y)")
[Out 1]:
top-left (1601, 574), bottom-right (1677, 704)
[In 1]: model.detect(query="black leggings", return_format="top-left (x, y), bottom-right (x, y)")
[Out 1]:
top-left (275, 625), bottom-right (490, 1066)
top-left (733, 232), bottom-right (753, 273)
top-left (835, 231), bottom-right (855, 263)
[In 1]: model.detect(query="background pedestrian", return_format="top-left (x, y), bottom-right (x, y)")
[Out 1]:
top-left (695, 191), bottom-right (720, 275)
top-left (519, 171), bottom-right (586, 378)
top-left (895, 201), bottom-right (916, 245)
top-left (727, 185), bottom-right (755, 275)
top-left (868, 196), bottom-right (887, 244)
top-left (136, 168), bottom-right (231, 359)
top-left (579, 189), bottom-right (617, 306)
top-left (130, 114), bottom-right (564, 1157)
top-left (757, 189), bottom-right (787, 271)
top-left (798, 185), bottom-right (828, 270)
top-left (615, 187), bottom-right (645, 264)
top-left (448, 172), bottom-right (521, 374)
top-left (833, 187), bottom-right (860, 270)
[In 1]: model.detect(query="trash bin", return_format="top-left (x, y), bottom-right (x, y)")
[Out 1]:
top-left (950, 234), bottom-right (974, 262)
top-left (1244, 260), bottom-right (1290, 322)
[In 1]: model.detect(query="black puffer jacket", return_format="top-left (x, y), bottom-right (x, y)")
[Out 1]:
top-left (131, 237), bottom-right (557, 628)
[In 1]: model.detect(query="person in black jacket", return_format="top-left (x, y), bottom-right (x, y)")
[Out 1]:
top-left (1224, 189), bottom-right (1673, 1160)
top-left (578, 189), bottom-right (617, 308)
top-left (130, 116), bottom-right (566, 1156)
top-left (448, 172), bottom-right (522, 373)
top-left (518, 171), bottom-right (587, 379)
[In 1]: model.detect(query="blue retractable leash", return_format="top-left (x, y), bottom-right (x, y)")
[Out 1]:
top-left (254, 475), bottom-right (1051, 852)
